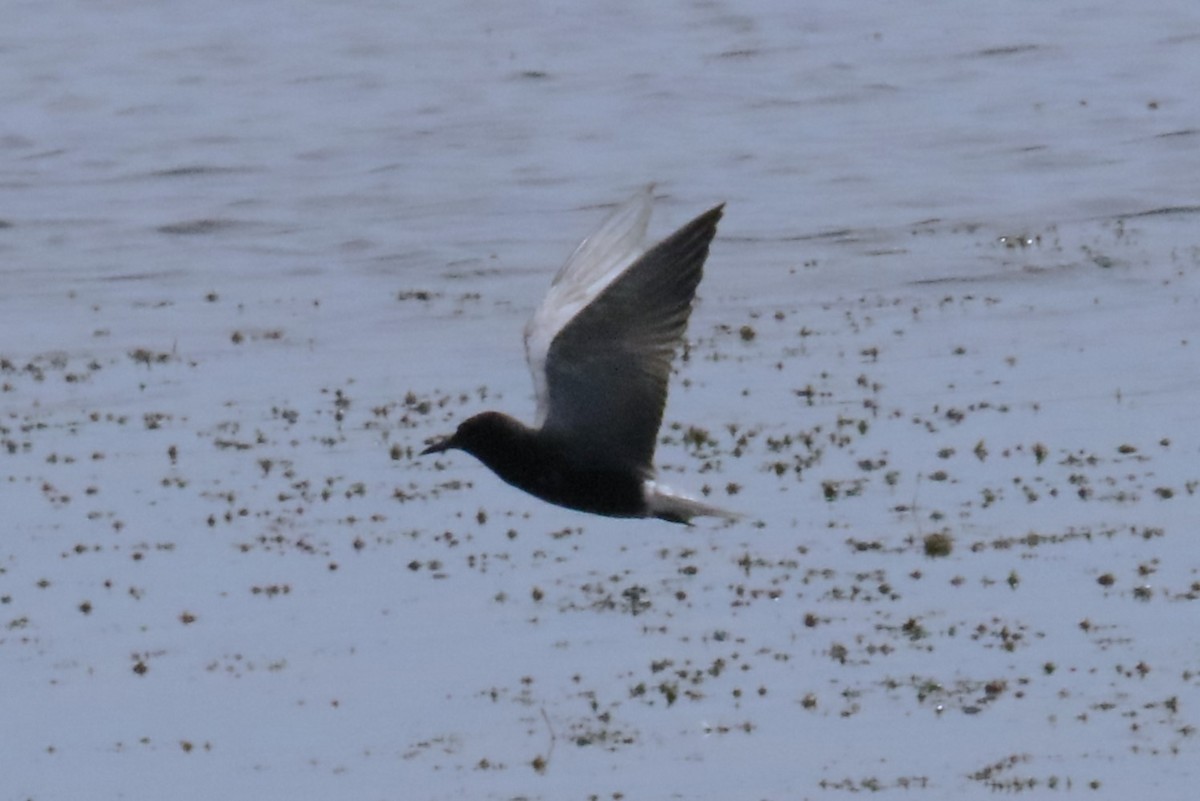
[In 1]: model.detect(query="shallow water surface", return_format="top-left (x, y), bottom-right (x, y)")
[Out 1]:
top-left (3, 1), bottom-right (1200, 799)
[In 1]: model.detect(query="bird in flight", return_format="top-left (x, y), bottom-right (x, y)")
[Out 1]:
top-left (421, 186), bottom-right (735, 524)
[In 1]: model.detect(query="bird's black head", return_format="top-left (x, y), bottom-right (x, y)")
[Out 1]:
top-left (419, 411), bottom-right (529, 459)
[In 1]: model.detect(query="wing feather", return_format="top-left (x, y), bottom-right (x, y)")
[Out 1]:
top-left (533, 197), bottom-right (723, 470)
top-left (524, 186), bottom-right (653, 425)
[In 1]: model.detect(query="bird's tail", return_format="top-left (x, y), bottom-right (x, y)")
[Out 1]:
top-left (644, 481), bottom-right (741, 526)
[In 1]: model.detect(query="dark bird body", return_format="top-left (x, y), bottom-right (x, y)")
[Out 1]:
top-left (433, 411), bottom-right (649, 518)
top-left (421, 188), bottom-right (734, 524)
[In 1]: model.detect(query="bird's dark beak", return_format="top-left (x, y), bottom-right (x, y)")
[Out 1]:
top-left (420, 436), bottom-right (453, 456)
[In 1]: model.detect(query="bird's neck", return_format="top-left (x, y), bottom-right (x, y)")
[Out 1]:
top-left (462, 415), bottom-right (541, 472)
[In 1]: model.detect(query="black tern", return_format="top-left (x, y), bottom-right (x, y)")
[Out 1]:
top-left (421, 187), bottom-right (735, 524)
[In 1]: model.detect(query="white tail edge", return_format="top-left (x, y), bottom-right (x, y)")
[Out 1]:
top-left (643, 481), bottom-right (741, 526)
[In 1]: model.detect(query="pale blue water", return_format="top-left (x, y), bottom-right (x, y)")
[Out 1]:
top-left (4, 1), bottom-right (1199, 799)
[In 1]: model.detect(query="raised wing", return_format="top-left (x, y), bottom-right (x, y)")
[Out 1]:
top-left (524, 186), bottom-right (653, 425)
top-left (528, 195), bottom-right (723, 471)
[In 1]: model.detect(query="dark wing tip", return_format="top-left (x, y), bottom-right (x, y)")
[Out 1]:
top-left (692, 202), bottom-right (725, 233)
